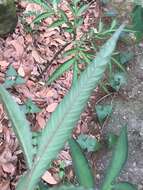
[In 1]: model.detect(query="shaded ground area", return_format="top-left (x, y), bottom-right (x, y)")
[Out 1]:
top-left (94, 47), bottom-right (143, 190)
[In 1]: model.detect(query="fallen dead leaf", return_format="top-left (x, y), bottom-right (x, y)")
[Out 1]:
top-left (42, 170), bottom-right (58, 185)
top-left (8, 39), bottom-right (24, 57)
top-left (0, 180), bottom-right (10, 190)
top-left (18, 65), bottom-right (25, 77)
top-left (32, 49), bottom-right (45, 64)
top-left (46, 102), bottom-right (58, 113)
top-left (59, 150), bottom-right (71, 161)
top-left (2, 163), bottom-right (15, 175)
top-left (36, 114), bottom-right (46, 130)
top-left (0, 60), bottom-right (9, 70)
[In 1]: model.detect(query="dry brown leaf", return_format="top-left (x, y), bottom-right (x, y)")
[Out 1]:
top-left (46, 102), bottom-right (58, 113)
top-left (2, 163), bottom-right (15, 175)
top-left (0, 180), bottom-right (10, 190)
top-left (59, 150), bottom-right (71, 161)
top-left (0, 60), bottom-right (9, 69)
top-left (36, 114), bottom-right (46, 130)
top-left (25, 34), bottom-right (33, 44)
top-left (42, 171), bottom-right (58, 185)
top-left (32, 49), bottom-right (45, 64)
top-left (18, 65), bottom-right (25, 77)
top-left (8, 40), bottom-right (24, 57)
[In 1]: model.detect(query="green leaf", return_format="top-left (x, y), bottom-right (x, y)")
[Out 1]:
top-left (107, 133), bottom-right (118, 149)
top-left (31, 0), bottom-right (50, 10)
top-left (15, 76), bottom-right (25, 85)
top-left (95, 104), bottom-right (113, 125)
top-left (24, 99), bottom-right (41, 113)
top-left (47, 58), bottom-right (75, 85)
top-left (77, 134), bottom-right (101, 152)
top-left (69, 139), bottom-right (95, 188)
top-left (112, 182), bottom-right (137, 190)
top-left (101, 126), bottom-right (128, 190)
top-left (109, 72), bottom-right (127, 91)
top-left (119, 51), bottom-right (134, 65)
top-left (33, 12), bottom-right (53, 23)
top-left (3, 79), bottom-right (15, 88)
top-left (63, 48), bottom-right (77, 57)
top-left (6, 65), bottom-right (17, 77)
top-left (132, 5), bottom-right (143, 41)
top-left (72, 61), bottom-right (78, 86)
top-left (48, 185), bottom-right (87, 190)
top-left (48, 19), bottom-right (65, 28)
top-left (75, 17), bottom-right (84, 27)
top-left (16, 25), bottom-right (124, 190)
top-left (59, 9), bottom-right (69, 22)
top-left (77, 4), bottom-right (88, 16)
top-left (0, 85), bottom-right (33, 169)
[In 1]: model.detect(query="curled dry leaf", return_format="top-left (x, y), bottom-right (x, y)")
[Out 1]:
top-left (42, 170), bottom-right (58, 185)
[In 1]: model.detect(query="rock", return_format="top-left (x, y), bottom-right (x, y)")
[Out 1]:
top-left (0, 0), bottom-right (17, 37)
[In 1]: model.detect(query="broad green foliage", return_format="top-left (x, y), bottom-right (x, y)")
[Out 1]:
top-left (101, 126), bottom-right (128, 190)
top-left (15, 26), bottom-right (124, 190)
top-left (0, 85), bottom-right (33, 169)
top-left (69, 139), bottom-right (95, 188)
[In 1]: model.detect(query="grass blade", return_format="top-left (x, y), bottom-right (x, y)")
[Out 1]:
top-left (69, 139), bottom-right (95, 188)
top-left (0, 85), bottom-right (33, 169)
top-left (101, 126), bottom-right (128, 190)
top-left (112, 182), bottom-right (137, 190)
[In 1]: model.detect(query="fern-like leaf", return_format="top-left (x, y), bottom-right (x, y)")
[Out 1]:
top-left (16, 25), bottom-right (124, 190)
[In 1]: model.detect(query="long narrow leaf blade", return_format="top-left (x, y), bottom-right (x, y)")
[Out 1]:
top-left (112, 182), bottom-right (137, 190)
top-left (33, 12), bottom-right (53, 23)
top-left (0, 85), bottom-right (33, 169)
top-left (69, 139), bottom-right (94, 188)
top-left (101, 126), bottom-right (128, 190)
top-left (16, 25), bottom-right (124, 190)
top-left (48, 185), bottom-right (87, 190)
top-left (47, 58), bottom-right (75, 85)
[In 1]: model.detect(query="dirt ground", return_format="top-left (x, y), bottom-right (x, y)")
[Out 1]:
top-left (94, 46), bottom-right (143, 190)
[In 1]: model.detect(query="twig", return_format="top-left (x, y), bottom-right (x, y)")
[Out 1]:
top-left (37, 41), bottom-right (72, 79)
